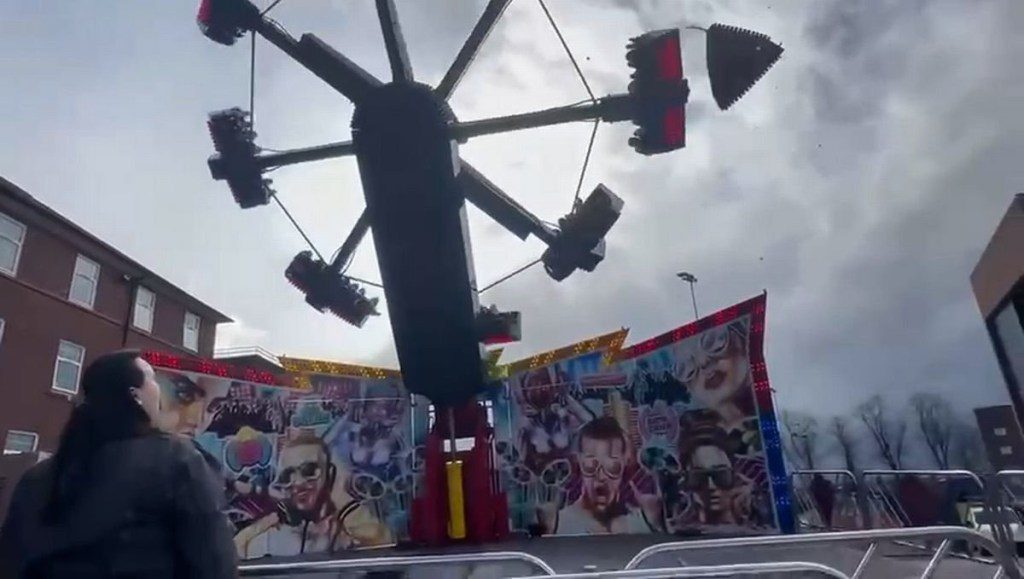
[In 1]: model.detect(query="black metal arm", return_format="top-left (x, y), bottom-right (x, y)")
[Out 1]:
top-left (256, 141), bottom-right (356, 169)
top-left (436, 0), bottom-right (512, 100)
top-left (249, 10), bottom-right (380, 105)
top-left (458, 162), bottom-right (557, 244)
top-left (375, 0), bottom-right (414, 82)
top-left (242, 4), bottom-right (569, 250)
top-left (329, 210), bottom-right (371, 273)
top-left (450, 94), bottom-right (635, 141)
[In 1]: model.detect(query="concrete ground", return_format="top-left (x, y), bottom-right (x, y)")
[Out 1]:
top-left (238, 533), bottom-right (1007, 578)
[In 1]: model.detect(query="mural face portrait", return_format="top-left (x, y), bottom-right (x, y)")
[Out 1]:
top-left (686, 444), bottom-right (735, 519)
top-left (519, 367), bottom-right (562, 416)
top-left (151, 293), bottom-right (783, 552)
top-left (361, 398), bottom-right (402, 428)
top-left (577, 418), bottom-right (628, 516)
top-left (156, 373), bottom-right (218, 437)
top-left (676, 322), bottom-right (752, 426)
top-left (276, 440), bottom-right (331, 515)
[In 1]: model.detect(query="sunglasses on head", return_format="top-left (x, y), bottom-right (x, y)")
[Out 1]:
top-left (684, 467), bottom-right (735, 491)
top-left (275, 461), bottom-right (322, 488)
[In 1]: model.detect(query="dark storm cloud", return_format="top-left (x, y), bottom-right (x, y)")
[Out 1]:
top-left (483, 0), bottom-right (1022, 419)
top-left (805, 0), bottom-right (928, 59)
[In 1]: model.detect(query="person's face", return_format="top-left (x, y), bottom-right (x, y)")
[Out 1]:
top-left (276, 443), bottom-right (328, 513)
top-left (157, 374), bottom-right (210, 436)
top-left (678, 329), bottom-right (749, 411)
top-left (131, 359), bottom-right (163, 425)
top-left (365, 399), bottom-right (400, 425)
top-left (579, 436), bottom-right (626, 514)
top-left (687, 445), bottom-right (734, 514)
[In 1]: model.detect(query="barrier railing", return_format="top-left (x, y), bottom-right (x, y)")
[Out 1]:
top-left (509, 561), bottom-right (850, 578)
top-left (790, 470), bottom-right (859, 531)
top-left (623, 526), bottom-right (1014, 579)
top-left (861, 470), bottom-right (985, 529)
top-left (238, 551), bottom-right (557, 576)
top-left (236, 470), bottom-right (1024, 577)
top-left (996, 471), bottom-right (1024, 506)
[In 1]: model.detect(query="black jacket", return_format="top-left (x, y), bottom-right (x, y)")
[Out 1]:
top-left (0, 433), bottom-right (237, 578)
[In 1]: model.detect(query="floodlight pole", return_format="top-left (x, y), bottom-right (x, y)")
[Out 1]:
top-left (677, 271), bottom-right (699, 320)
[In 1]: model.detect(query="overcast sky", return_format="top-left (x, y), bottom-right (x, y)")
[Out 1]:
top-left (2, 0), bottom-right (1021, 418)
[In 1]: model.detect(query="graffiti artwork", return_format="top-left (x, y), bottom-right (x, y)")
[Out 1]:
top-left (491, 294), bottom-right (784, 536)
top-left (153, 368), bottom-right (427, 559)
top-left (147, 293), bottom-right (788, 558)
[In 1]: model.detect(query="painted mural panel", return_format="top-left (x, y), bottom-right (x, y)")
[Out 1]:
top-left (492, 301), bottom-right (780, 536)
top-left (152, 368), bottom-right (426, 559)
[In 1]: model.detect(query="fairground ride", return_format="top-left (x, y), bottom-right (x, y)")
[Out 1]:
top-left (196, 0), bottom-right (781, 545)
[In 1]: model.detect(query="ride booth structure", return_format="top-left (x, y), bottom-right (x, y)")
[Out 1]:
top-left (412, 398), bottom-right (510, 545)
top-left (144, 293), bottom-right (792, 560)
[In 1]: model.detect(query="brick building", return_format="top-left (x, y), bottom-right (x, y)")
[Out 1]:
top-left (971, 193), bottom-right (1024, 427)
top-left (974, 405), bottom-right (1024, 471)
top-left (0, 177), bottom-right (230, 454)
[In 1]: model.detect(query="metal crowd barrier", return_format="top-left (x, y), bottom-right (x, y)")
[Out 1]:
top-left (624, 526), bottom-right (1013, 579)
top-left (236, 527), bottom-right (1015, 578)
top-left (790, 469), bottom-right (859, 531)
top-left (997, 470), bottom-right (1024, 506)
top-left (238, 551), bottom-right (557, 576)
top-left (861, 470), bottom-right (984, 529)
top-left (236, 469), bottom-right (1024, 577)
top-left (509, 561), bottom-right (849, 578)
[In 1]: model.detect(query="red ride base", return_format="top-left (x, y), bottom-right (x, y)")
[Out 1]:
top-left (410, 399), bottom-right (509, 547)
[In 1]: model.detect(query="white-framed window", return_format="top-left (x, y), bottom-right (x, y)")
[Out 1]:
top-left (69, 255), bottom-right (100, 309)
top-left (995, 427), bottom-right (1008, 437)
top-left (52, 340), bottom-right (85, 395)
top-left (1001, 446), bottom-right (1014, 456)
top-left (183, 311), bottom-right (201, 352)
top-left (3, 430), bottom-right (38, 455)
top-left (133, 286), bottom-right (155, 332)
top-left (0, 211), bottom-right (26, 276)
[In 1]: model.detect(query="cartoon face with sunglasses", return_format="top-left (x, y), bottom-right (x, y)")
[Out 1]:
top-left (684, 446), bottom-right (737, 518)
top-left (676, 428), bottom-right (752, 526)
top-left (574, 418), bottom-right (630, 520)
top-left (579, 443), bottom-right (626, 514)
top-left (274, 437), bottom-right (335, 518)
top-left (234, 431), bottom-right (343, 558)
top-left (674, 321), bottom-right (754, 433)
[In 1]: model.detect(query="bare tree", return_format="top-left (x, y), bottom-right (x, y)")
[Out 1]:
top-left (782, 411), bottom-right (820, 470)
top-left (829, 416), bottom-right (859, 473)
top-left (910, 393), bottom-right (955, 469)
top-left (856, 395), bottom-right (907, 470)
top-left (952, 421), bottom-right (990, 473)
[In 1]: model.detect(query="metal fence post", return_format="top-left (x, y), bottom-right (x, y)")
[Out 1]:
top-left (986, 472), bottom-right (1022, 579)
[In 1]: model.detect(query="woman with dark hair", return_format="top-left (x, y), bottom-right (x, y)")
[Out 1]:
top-left (659, 410), bottom-right (760, 532)
top-left (0, 350), bottom-right (237, 578)
top-left (674, 321), bottom-right (761, 456)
